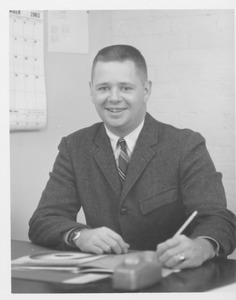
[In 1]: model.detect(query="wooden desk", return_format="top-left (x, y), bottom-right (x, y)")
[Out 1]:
top-left (11, 240), bottom-right (236, 293)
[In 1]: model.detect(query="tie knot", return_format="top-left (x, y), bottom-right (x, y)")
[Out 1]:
top-left (118, 137), bottom-right (127, 151)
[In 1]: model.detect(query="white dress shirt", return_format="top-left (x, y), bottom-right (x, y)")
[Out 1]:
top-left (104, 119), bottom-right (145, 166)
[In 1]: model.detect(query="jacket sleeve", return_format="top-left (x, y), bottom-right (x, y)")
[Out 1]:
top-left (179, 131), bottom-right (236, 256)
top-left (28, 137), bottom-right (89, 249)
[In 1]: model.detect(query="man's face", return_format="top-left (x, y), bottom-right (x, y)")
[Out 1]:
top-left (90, 60), bottom-right (151, 137)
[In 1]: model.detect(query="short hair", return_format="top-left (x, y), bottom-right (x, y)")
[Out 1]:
top-left (91, 44), bottom-right (148, 83)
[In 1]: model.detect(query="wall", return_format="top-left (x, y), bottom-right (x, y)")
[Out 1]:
top-left (11, 10), bottom-right (235, 257)
top-left (10, 10), bottom-right (112, 240)
top-left (111, 9), bottom-right (235, 213)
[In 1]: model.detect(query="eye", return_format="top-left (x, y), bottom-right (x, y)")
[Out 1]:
top-left (121, 86), bottom-right (133, 92)
top-left (98, 86), bottom-right (109, 92)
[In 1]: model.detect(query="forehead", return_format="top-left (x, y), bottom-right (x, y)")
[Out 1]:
top-left (92, 60), bottom-right (142, 83)
top-left (93, 60), bottom-right (136, 73)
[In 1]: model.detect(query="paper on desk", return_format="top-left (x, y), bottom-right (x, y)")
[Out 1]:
top-left (12, 264), bottom-right (178, 277)
top-left (12, 265), bottom-right (114, 274)
top-left (12, 265), bottom-right (80, 273)
top-left (162, 267), bottom-right (180, 277)
top-left (12, 250), bottom-right (180, 281)
top-left (61, 268), bottom-right (179, 285)
top-left (63, 273), bottom-right (111, 284)
top-left (12, 251), bottom-right (106, 267)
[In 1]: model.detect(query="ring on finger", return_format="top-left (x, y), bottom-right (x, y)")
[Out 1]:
top-left (176, 253), bottom-right (186, 263)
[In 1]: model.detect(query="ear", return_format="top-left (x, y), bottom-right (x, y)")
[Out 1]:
top-left (143, 80), bottom-right (152, 103)
top-left (89, 81), bottom-right (93, 97)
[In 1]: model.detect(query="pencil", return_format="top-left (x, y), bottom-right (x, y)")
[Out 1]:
top-left (173, 210), bottom-right (198, 237)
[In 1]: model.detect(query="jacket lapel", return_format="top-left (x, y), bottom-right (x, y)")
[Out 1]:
top-left (120, 113), bottom-right (159, 201)
top-left (93, 114), bottom-right (159, 201)
top-left (94, 125), bottom-right (121, 198)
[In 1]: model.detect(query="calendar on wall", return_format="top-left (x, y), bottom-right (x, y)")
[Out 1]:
top-left (9, 10), bottom-right (47, 131)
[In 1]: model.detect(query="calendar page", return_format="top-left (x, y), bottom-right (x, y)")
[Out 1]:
top-left (9, 10), bottom-right (47, 131)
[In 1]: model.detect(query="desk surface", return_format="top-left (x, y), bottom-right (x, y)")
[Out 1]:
top-left (11, 240), bottom-right (236, 293)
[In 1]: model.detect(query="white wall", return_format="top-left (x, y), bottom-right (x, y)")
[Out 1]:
top-left (11, 11), bottom-right (235, 258)
top-left (10, 10), bottom-right (112, 240)
top-left (111, 9), bottom-right (235, 212)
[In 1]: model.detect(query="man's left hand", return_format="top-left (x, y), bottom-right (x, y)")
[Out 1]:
top-left (156, 235), bottom-right (216, 269)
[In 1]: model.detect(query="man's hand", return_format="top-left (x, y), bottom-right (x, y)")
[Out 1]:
top-left (74, 227), bottom-right (130, 255)
top-left (156, 235), bottom-right (216, 269)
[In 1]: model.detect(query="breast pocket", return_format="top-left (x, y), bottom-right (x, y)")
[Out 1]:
top-left (140, 187), bottom-right (179, 215)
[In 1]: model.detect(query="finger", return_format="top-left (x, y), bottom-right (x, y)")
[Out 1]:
top-left (89, 244), bottom-right (106, 255)
top-left (100, 235), bottom-right (124, 254)
top-left (175, 260), bottom-right (190, 269)
top-left (156, 235), bottom-right (187, 257)
top-left (177, 257), bottom-right (203, 269)
top-left (158, 247), bottom-right (182, 265)
top-left (77, 229), bottom-right (112, 254)
top-left (158, 241), bottom-right (188, 263)
top-left (156, 238), bottom-right (180, 257)
top-left (94, 239), bottom-right (113, 254)
top-left (157, 236), bottom-right (189, 266)
top-left (163, 253), bottom-right (187, 269)
top-left (105, 229), bottom-right (130, 254)
top-left (107, 237), bottom-right (129, 254)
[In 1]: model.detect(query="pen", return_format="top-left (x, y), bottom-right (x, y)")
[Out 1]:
top-left (173, 210), bottom-right (198, 237)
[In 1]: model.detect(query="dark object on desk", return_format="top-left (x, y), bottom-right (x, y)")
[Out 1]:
top-left (112, 251), bottom-right (161, 290)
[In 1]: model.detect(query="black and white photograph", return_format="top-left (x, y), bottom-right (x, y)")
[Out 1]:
top-left (2, 0), bottom-right (236, 297)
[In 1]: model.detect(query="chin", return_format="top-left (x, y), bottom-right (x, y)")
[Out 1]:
top-left (106, 118), bottom-right (126, 128)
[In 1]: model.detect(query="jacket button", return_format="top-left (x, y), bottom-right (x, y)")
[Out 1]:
top-left (120, 207), bottom-right (128, 215)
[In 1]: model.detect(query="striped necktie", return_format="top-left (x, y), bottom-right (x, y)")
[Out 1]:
top-left (117, 137), bottom-right (129, 182)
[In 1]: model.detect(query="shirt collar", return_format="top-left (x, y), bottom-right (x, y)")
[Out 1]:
top-left (104, 119), bottom-right (145, 154)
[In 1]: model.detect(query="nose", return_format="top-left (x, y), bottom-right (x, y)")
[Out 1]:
top-left (108, 87), bottom-right (121, 102)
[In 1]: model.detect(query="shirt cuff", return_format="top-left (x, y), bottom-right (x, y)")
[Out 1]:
top-left (62, 227), bottom-right (80, 247)
top-left (196, 236), bottom-right (220, 256)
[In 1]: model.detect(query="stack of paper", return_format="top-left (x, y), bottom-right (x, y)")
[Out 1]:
top-left (12, 250), bottom-right (180, 284)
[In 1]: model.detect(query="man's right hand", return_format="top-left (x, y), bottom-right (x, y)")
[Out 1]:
top-left (74, 227), bottom-right (130, 255)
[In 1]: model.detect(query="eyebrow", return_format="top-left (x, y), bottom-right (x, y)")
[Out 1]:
top-left (119, 82), bottom-right (135, 86)
top-left (94, 82), bottom-right (136, 87)
top-left (94, 82), bottom-right (110, 87)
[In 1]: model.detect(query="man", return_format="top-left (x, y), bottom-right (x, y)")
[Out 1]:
top-left (29, 45), bottom-right (236, 269)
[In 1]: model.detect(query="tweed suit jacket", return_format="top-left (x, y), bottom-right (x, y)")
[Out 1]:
top-left (28, 113), bottom-right (236, 255)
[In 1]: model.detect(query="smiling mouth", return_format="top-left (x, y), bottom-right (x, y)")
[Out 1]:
top-left (106, 108), bottom-right (127, 113)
